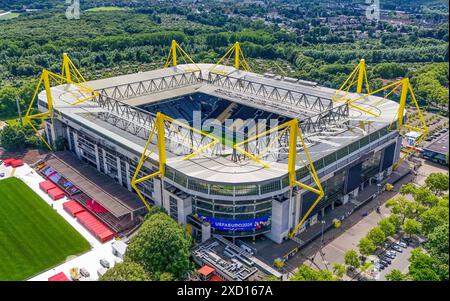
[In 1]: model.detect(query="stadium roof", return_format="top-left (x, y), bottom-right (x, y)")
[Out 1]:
top-left (39, 64), bottom-right (400, 184)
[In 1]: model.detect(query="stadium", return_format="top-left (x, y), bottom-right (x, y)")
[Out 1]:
top-left (30, 42), bottom-right (417, 244)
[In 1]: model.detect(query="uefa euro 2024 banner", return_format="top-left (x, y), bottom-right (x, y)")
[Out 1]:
top-left (198, 215), bottom-right (271, 231)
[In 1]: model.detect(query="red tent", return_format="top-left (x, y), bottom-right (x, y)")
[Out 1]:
top-left (76, 211), bottom-right (114, 243)
top-left (10, 159), bottom-right (24, 168)
top-left (48, 272), bottom-right (70, 281)
top-left (2, 158), bottom-right (15, 166)
top-left (39, 180), bottom-right (57, 193)
top-left (63, 200), bottom-right (85, 217)
top-left (48, 187), bottom-right (65, 200)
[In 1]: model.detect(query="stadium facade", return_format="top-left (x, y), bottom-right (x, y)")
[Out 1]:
top-left (37, 63), bottom-right (401, 243)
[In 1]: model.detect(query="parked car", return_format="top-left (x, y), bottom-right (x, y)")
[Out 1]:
top-left (392, 245), bottom-right (403, 253)
top-left (380, 257), bottom-right (392, 264)
top-left (99, 259), bottom-right (110, 269)
top-left (0, 172), bottom-right (4, 178)
top-left (375, 263), bottom-right (384, 271)
top-left (379, 259), bottom-right (389, 267)
top-left (397, 242), bottom-right (407, 248)
top-left (80, 268), bottom-right (90, 278)
top-left (385, 252), bottom-right (396, 259)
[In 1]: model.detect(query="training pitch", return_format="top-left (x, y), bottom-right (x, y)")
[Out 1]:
top-left (0, 177), bottom-right (90, 280)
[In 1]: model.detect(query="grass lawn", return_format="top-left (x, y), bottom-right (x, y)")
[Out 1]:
top-left (0, 13), bottom-right (19, 21)
top-left (85, 6), bottom-right (127, 12)
top-left (0, 177), bottom-right (91, 280)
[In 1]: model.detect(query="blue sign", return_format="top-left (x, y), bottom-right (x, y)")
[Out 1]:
top-left (198, 215), bottom-right (271, 231)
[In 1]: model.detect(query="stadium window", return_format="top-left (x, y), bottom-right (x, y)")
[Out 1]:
top-left (369, 131), bottom-right (380, 143)
top-left (348, 141), bottom-right (360, 153)
top-left (260, 180), bottom-right (281, 195)
top-left (360, 135), bottom-right (370, 147)
top-left (336, 147), bottom-right (348, 160)
top-left (314, 158), bottom-right (325, 171)
top-left (234, 213), bottom-right (255, 220)
top-left (210, 184), bottom-right (234, 196)
top-left (214, 212), bottom-right (234, 220)
top-left (165, 167), bottom-right (175, 181)
top-left (196, 199), bottom-right (213, 211)
top-left (188, 178), bottom-right (209, 194)
top-left (296, 167), bottom-right (309, 179)
top-left (214, 204), bottom-right (234, 213)
top-left (255, 201), bottom-right (272, 211)
top-left (234, 204), bottom-right (255, 213)
top-left (255, 209), bottom-right (271, 218)
top-left (323, 153), bottom-right (337, 167)
top-left (234, 184), bottom-right (258, 196)
top-left (174, 172), bottom-right (187, 187)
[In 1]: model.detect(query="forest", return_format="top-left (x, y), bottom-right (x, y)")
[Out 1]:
top-left (0, 0), bottom-right (448, 125)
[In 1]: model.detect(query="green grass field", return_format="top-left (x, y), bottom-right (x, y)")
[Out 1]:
top-left (85, 6), bottom-right (127, 12)
top-left (0, 177), bottom-right (91, 280)
top-left (0, 12), bottom-right (19, 21)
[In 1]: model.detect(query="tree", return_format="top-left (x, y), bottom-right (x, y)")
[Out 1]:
top-left (408, 249), bottom-right (440, 281)
top-left (290, 265), bottom-right (337, 281)
top-left (144, 205), bottom-right (167, 220)
top-left (413, 187), bottom-right (440, 207)
top-left (378, 218), bottom-right (396, 238)
top-left (332, 263), bottom-right (347, 279)
top-left (399, 183), bottom-right (417, 195)
top-left (344, 250), bottom-right (360, 270)
top-left (425, 173), bottom-right (449, 195)
top-left (420, 206), bottom-right (449, 234)
top-left (387, 214), bottom-right (402, 231)
top-left (358, 238), bottom-right (376, 256)
top-left (125, 212), bottom-right (192, 280)
top-left (426, 223), bottom-right (449, 262)
top-left (159, 272), bottom-right (175, 281)
top-left (386, 196), bottom-right (427, 223)
top-left (367, 227), bottom-right (386, 247)
top-left (0, 125), bottom-right (26, 151)
top-left (402, 218), bottom-right (422, 238)
top-left (385, 269), bottom-right (408, 281)
top-left (99, 261), bottom-right (151, 281)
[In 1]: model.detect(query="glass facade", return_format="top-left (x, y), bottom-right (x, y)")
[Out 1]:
top-left (192, 196), bottom-right (272, 236)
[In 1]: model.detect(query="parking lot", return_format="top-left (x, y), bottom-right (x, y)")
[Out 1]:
top-left (376, 238), bottom-right (417, 280)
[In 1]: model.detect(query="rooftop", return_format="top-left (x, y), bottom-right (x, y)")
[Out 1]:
top-left (424, 132), bottom-right (449, 155)
top-left (38, 64), bottom-right (400, 184)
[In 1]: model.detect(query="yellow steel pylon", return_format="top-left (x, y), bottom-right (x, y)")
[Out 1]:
top-left (233, 119), bottom-right (323, 239)
top-left (164, 40), bottom-right (200, 72)
top-left (209, 42), bottom-right (251, 74)
top-left (333, 59), bottom-right (370, 101)
top-left (344, 77), bottom-right (428, 169)
top-left (23, 53), bottom-right (98, 150)
top-left (130, 113), bottom-right (220, 209)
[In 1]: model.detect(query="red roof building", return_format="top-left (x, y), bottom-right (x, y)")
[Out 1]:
top-left (2, 158), bottom-right (15, 166)
top-left (48, 186), bottom-right (65, 200)
top-left (63, 200), bottom-right (85, 217)
top-left (10, 159), bottom-right (24, 168)
top-left (198, 265), bottom-right (216, 280)
top-left (76, 211), bottom-right (115, 243)
top-left (39, 180), bottom-right (57, 193)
